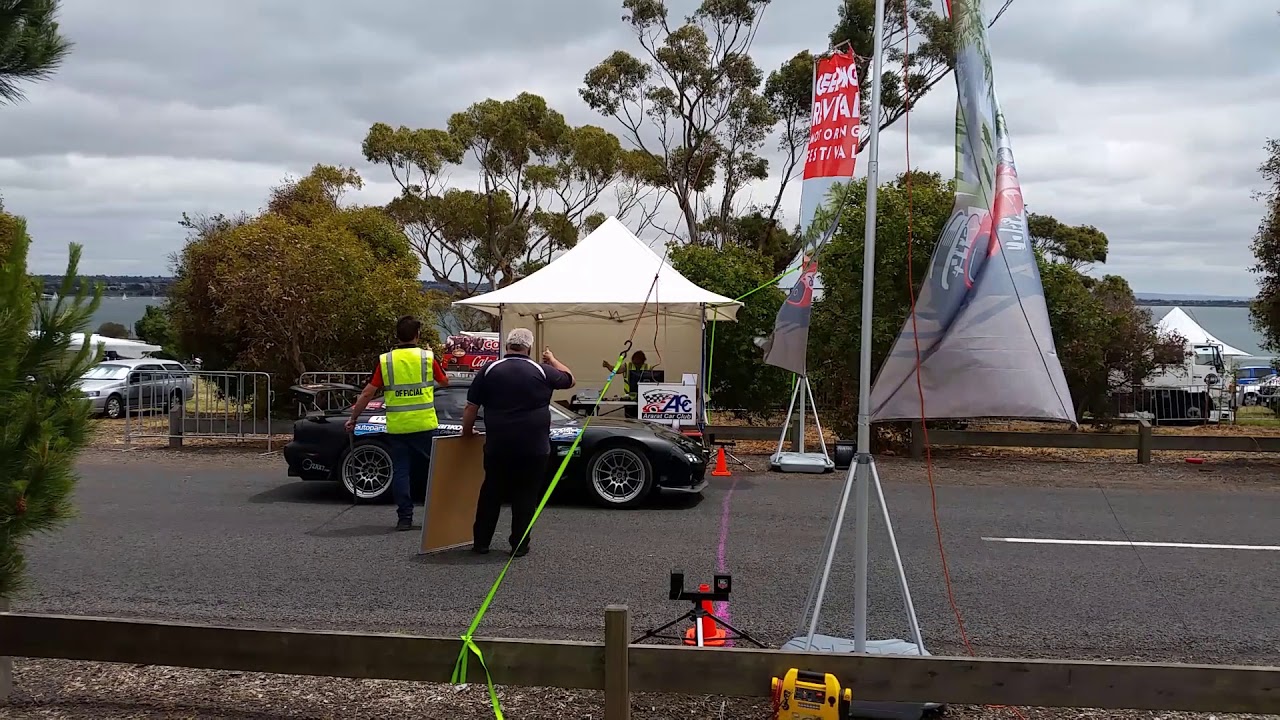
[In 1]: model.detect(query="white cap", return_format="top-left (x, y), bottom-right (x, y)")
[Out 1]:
top-left (506, 328), bottom-right (534, 349)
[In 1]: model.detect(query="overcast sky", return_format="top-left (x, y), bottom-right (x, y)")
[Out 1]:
top-left (1, 0), bottom-right (1277, 296)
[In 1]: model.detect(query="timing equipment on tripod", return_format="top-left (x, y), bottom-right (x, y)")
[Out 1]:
top-left (631, 570), bottom-right (765, 648)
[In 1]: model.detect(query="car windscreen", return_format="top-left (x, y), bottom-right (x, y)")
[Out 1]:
top-left (430, 388), bottom-right (570, 422)
top-left (81, 364), bottom-right (130, 380)
top-left (404, 386), bottom-right (574, 424)
top-left (432, 387), bottom-right (471, 423)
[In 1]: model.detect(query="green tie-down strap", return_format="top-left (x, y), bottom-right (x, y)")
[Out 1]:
top-left (452, 343), bottom-right (634, 719)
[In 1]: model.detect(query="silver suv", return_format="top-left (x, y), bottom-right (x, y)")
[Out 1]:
top-left (79, 358), bottom-right (196, 419)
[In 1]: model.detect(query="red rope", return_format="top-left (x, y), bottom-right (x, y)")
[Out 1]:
top-left (900, 5), bottom-right (1026, 719)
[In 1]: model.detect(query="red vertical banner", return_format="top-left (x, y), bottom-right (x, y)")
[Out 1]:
top-left (802, 50), bottom-right (861, 180)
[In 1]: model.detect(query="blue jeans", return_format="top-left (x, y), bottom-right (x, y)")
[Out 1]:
top-left (387, 430), bottom-right (436, 522)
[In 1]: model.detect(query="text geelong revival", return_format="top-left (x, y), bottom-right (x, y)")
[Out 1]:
top-left (803, 53), bottom-right (861, 180)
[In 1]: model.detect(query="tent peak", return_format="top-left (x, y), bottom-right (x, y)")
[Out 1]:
top-left (1156, 306), bottom-right (1249, 356)
top-left (452, 216), bottom-right (741, 323)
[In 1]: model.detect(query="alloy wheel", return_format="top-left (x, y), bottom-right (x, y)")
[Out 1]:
top-left (590, 448), bottom-right (648, 504)
top-left (341, 444), bottom-right (394, 500)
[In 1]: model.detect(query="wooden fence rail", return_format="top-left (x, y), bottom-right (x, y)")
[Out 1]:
top-left (709, 420), bottom-right (1280, 464)
top-left (1, 608), bottom-right (1277, 717)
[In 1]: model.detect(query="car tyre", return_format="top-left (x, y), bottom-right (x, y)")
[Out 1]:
top-left (104, 394), bottom-right (124, 420)
top-left (338, 438), bottom-right (395, 503)
top-left (585, 444), bottom-right (654, 509)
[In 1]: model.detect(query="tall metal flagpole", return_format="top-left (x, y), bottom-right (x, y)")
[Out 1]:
top-left (852, 0), bottom-right (889, 653)
top-left (797, 0), bottom-right (926, 675)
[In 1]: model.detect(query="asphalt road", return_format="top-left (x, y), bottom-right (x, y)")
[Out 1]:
top-left (15, 456), bottom-right (1280, 666)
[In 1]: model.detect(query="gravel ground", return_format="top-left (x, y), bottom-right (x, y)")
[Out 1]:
top-left (3, 659), bottom-right (1278, 720)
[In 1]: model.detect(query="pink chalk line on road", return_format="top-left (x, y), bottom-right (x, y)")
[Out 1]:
top-left (712, 475), bottom-right (739, 647)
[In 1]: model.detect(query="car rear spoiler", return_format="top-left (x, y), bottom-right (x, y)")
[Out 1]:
top-left (291, 382), bottom-right (360, 418)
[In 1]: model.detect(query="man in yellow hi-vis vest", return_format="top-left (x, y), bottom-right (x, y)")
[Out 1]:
top-left (602, 350), bottom-right (649, 418)
top-left (346, 315), bottom-right (449, 531)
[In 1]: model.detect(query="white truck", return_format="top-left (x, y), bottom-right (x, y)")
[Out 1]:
top-left (1125, 343), bottom-right (1233, 424)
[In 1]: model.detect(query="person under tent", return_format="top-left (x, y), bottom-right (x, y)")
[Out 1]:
top-left (602, 350), bottom-right (651, 419)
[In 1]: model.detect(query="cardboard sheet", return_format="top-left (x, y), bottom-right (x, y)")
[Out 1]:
top-left (419, 433), bottom-right (487, 554)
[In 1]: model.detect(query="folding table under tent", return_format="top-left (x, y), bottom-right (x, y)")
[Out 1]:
top-left (452, 217), bottom-right (742, 424)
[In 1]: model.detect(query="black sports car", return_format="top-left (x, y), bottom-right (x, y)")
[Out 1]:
top-left (283, 377), bottom-right (709, 508)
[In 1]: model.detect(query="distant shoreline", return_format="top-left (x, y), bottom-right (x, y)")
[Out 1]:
top-left (34, 275), bottom-right (488, 299)
top-left (1135, 299), bottom-right (1252, 308)
top-left (38, 276), bottom-right (1257, 308)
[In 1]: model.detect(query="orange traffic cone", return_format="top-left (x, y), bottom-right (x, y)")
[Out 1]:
top-left (683, 584), bottom-right (726, 647)
top-left (711, 446), bottom-right (731, 477)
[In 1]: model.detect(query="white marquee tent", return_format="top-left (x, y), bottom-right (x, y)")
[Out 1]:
top-left (454, 217), bottom-right (742, 405)
top-left (28, 331), bottom-right (161, 358)
top-left (1156, 307), bottom-right (1249, 357)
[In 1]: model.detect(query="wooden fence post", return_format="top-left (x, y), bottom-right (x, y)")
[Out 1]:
top-left (910, 422), bottom-right (924, 460)
top-left (1136, 418), bottom-right (1152, 464)
top-left (168, 407), bottom-right (183, 449)
top-left (604, 605), bottom-right (631, 720)
top-left (0, 598), bottom-right (11, 704)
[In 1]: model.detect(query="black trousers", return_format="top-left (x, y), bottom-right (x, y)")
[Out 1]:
top-left (473, 451), bottom-right (549, 551)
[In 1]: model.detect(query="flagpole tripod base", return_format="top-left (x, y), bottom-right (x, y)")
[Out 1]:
top-left (769, 451), bottom-right (834, 473)
top-left (793, 453), bottom-right (942, 719)
top-left (771, 374), bottom-right (835, 474)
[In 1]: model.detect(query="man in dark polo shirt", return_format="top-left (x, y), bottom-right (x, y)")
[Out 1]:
top-left (461, 327), bottom-right (575, 557)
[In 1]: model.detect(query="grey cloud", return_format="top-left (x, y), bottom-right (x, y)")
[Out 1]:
top-left (1, 0), bottom-right (1274, 297)
top-left (991, 0), bottom-right (1280, 85)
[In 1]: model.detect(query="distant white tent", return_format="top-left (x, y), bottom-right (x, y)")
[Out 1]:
top-left (454, 216), bottom-right (742, 405)
top-left (28, 331), bottom-right (161, 358)
top-left (1156, 307), bottom-right (1249, 357)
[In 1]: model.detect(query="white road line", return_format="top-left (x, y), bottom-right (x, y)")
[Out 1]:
top-left (981, 537), bottom-right (1280, 551)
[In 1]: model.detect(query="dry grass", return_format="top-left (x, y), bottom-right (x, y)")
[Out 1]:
top-left (87, 418), bottom-right (287, 455)
top-left (701, 406), bottom-right (1280, 465)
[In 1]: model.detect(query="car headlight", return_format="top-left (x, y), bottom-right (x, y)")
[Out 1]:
top-left (685, 452), bottom-right (701, 463)
top-left (83, 391), bottom-right (99, 398)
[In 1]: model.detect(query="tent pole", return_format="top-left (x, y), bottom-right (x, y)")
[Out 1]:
top-left (699, 302), bottom-right (708, 431)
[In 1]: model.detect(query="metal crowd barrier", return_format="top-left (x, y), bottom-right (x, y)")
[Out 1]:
top-left (123, 370), bottom-right (276, 451)
top-left (295, 371), bottom-right (371, 416)
top-left (1113, 382), bottom-right (1236, 425)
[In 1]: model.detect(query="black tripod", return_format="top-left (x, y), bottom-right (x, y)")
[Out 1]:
top-left (706, 435), bottom-right (754, 472)
top-left (632, 571), bottom-right (766, 648)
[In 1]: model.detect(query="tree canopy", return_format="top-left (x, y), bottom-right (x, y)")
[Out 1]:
top-left (362, 93), bottom-right (653, 303)
top-left (668, 242), bottom-right (789, 418)
top-left (580, 0), bottom-right (776, 247)
top-left (0, 0), bottom-right (73, 104)
top-left (134, 304), bottom-right (174, 350)
top-left (579, 0), bottom-right (1014, 263)
top-left (1028, 212), bottom-right (1108, 269)
top-left (95, 321), bottom-right (128, 339)
top-left (1249, 138), bottom-right (1280, 351)
top-left (1, 207), bottom-right (100, 598)
top-left (168, 165), bottom-right (440, 386)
